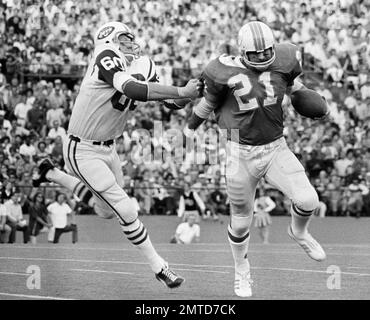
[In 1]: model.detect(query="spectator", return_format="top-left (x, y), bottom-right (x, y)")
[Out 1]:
top-left (47, 192), bottom-right (78, 244)
top-left (170, 212), bottom-right (200, 244)
top-left (25, 98), bottom-right (46, 133)
top-left (47, 119), bottom-right (67, 144)
top-left (207, 180), bottom-right (227, 220)
top-left (0, 196), bottom-right (11, 243)
top-left (5, 191), bottom-right (29, 244)
top-left (13, 93), bottom-right (32, 127)
top-left (177, 182), bottom-right (205, 221)
top-left (47, 79), bottom-right (67, 111)
top-left (28, 192), bottom-right (52, 244)
top-left (19, 135), bottom-right (36, 159)
top-left (46, 96), bottom-right (65, 129)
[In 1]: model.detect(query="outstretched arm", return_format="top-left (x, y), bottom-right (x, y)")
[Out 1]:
top-left (95, 49), bottom-right (201, 102)
top-left (122, 79), bottom-right (201, 101)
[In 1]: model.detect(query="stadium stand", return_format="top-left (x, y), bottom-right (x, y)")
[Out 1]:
top-left (0, 0), bottom-right (370, 219)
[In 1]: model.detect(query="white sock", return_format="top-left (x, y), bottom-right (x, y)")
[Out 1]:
top-left (290, 204), bottom-right (312, 237)
top-left (228, 224), bottom-right (250, 274)
top-left (121, 219), bottom-right (166, 273)
top-left (46, 168), bottom-right (80, 192)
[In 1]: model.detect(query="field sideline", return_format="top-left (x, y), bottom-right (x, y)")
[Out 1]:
top-left (0, 215), bottom-right (369, 300)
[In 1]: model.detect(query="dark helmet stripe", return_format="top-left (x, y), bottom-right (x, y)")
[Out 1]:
top-left (249, 22), bottom-right (264, 52)
top-left (255, 22), bottom-right (266, 49)
top-left (248, 22), bottom-right (260, 52)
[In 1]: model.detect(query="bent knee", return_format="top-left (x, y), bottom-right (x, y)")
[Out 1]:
top-left (96, 210), bottom-right (115, 219)
top-left (113, 197), bottom-right (139, 224)
top-left (293, 188), bottom-right (319, 212)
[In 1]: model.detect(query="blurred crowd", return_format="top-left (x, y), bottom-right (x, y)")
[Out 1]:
top-left (1, 0), bottom-right (370, 225)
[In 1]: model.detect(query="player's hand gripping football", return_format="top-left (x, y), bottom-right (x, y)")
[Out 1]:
top-left (178, 79), bottom-right (204, 99)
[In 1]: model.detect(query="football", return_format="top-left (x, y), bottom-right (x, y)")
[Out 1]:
top-left (290, 89), bottom-right (328, 119)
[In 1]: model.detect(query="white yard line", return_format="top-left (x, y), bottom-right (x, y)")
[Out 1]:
top-left (1, 256), bottom-right (370, 277)
top-left (70, 268), bottom-right (133, 275)
top-left (0, 271), bottom-right (28, 276)
top-left (2, 245), bottom-right (370, 257)
top-left (70, 267), bottom-right (228, 275)
top-left (0, 292), bottom-right (75, 300)
top-left (172, 268), bottom-right (229, 274)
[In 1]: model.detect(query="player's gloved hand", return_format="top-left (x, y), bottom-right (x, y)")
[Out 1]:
top-left (178, 79), bottom-right (203, 99)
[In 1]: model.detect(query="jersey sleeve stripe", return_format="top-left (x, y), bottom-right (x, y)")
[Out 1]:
top-left (113, 71), bottom-right (134, 93)
top-left (147, 58), bottom-right (153, 80)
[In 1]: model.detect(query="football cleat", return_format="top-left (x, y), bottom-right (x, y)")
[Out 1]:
top-left (155, 266), bottom-right (185, 289)
top-left (32, 158), bottom-right (55, 187)
top-left (234, 269), bottom-right (253, 298)
top-left (288, 225), bottom-right (326, 261)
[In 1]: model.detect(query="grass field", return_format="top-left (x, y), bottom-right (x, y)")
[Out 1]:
top-left (0, 215), bottom-right (369, 300)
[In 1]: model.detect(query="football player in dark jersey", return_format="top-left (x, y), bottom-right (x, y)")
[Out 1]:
top-left (184, 21), bottom-right (327, 297)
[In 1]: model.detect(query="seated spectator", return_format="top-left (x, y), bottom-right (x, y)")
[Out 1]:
top-left (0, 198), bottom-right (11, 243)
top-left (47, 120), bottom-right (67, 143)
top-left (19, 135), bottom-right (36, 159)
top-left (5, 191), bottom-right (29, 244)
top-left (326, 175), bottom-right (343, 216)
top-left (1, 179), bottom-right (16, 202)
top-left (207, 181), bottom-right (227, 220)
top-left (151, 176), bottom-right (172, 215)
top-left (29, 192), bottom-right (52, 244)
top-left (14, 93), bottom-right (32, 127)
top-left (25, 98), bottom-right (46, 134)
top-left (35, 140), bottom-right (49, 159)
top-left (346, 179), bottom-right (364, 217)
top-left (177, 182), bottom-right (205, 221)
top-left (46, 99), bottom-right (65, 129)
top-left (47, 192), bottom-right (78, 244)
top-left (170, 213), bottom-right (200, 244)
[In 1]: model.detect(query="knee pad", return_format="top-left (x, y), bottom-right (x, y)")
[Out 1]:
top-left (92, 197), bottom-right (114, 219)
top-left (293, 187), bottom-right (319, 213)
top-left (113, 197), bottom-right (139, 224)
top-left (229, 214), bottom-right (253, 237)
top-left (94, 205), bottom-right (115, 219)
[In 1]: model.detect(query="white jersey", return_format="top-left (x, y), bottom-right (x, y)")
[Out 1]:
top-left (68, 44), bottom-right (157, 141)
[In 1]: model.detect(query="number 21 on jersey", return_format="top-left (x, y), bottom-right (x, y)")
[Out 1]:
top-left (228, 72), bottom-right (277, 111)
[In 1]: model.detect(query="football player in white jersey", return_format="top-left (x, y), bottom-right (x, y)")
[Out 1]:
top-left (33, 21), bottom-right (201, 289)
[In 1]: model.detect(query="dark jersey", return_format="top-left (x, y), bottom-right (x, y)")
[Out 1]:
top-left (184, 191), bottom-right (198, 211)
top-left (202, 43), bottom-right (301, 145)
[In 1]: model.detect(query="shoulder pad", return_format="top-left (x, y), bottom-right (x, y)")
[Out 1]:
top-left (128, 55), bottom-right (158, 82)
top-left (272, 43), bottom-right (301, 73)
top-left (204, 55), bottom-right (245, 84)
top-left (94, 45), bottom-right (127, 71)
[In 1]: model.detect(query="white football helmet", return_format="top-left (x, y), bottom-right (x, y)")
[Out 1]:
top-left (94, 21), bottom-right (140, 62)
top-left (238, 21), bottom-right (276, 71)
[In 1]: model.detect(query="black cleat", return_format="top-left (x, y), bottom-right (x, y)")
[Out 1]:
top-left (32, 158), bottom-right (55, 187)
top-left (155, 267), bottom-right (185, 289)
